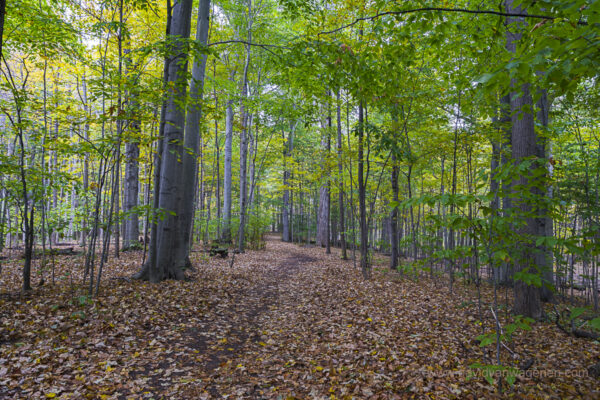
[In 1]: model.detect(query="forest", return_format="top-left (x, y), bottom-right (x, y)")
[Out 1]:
top-left (0, 0), bottom-right (600, 398)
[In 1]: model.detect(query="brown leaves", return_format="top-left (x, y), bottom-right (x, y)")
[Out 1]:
top-left (1, 239), bottom-right (599, 398)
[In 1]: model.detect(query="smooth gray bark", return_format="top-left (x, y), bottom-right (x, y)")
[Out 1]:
top-left (149, 0), bottom-right (194, 282)
top-left (176, 0), bottom-right (211, 267)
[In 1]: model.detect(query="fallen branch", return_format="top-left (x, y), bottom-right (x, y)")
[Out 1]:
top-left (553, 305), bottom-right (600, 340)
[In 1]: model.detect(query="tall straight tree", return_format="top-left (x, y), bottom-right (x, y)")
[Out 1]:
top-left (237, 0), bottom-right (252, 253)
top-left (358, 99), bottom-right (369, 279)
top-left (123, 49), bottom-right (141, 249)
top-left (222, 89), bottom-right (234, 243)
top-left (336, 89), bottom-right (347, 259)
top-left (316, 96), bottom-right (330, 248)
top-left (177, 0), bottom-right (211, 268)
top-left (390, 154), bottom-right (399, 270)
top-left (135, 0), bottom-right (193, 281)
top-left (282, 123), bottom-right (294, 242)
top-left (536, 85), bottom-right (554, 302)
top-left (506, 0), bottom-right (543, 318)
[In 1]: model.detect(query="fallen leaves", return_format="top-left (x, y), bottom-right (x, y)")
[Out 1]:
top-left (0, 237), bottom-right (599, 399)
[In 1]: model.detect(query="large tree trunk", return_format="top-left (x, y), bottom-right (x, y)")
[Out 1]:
top-left (137, 0), bottom-right (193, 282)
top-left (176, 0), bottom-right (211, 267)
top-left (507, 0), bottom-right (542, 319)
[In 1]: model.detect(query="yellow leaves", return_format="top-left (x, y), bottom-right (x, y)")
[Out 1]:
top-left (45, 393), bottom-right (57, 398)
top-left (367, 317), bottom-right (372, 322)
top-left (259, 341), bottom-right (267, 346)
top-left (218, 337), bottom-right (228, 344)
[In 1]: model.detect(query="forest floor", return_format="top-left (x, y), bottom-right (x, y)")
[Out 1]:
top-left (1, 236), bottom-right (599, 399)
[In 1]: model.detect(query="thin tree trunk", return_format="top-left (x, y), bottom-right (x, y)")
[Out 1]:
top-left (237, 0), bottom-right (252, 253)
top-left (390, 155), bottom-right (399, 270)
top-left (336, 90), bottom-right (347, 259)
top-left (358, 99), bottom-right (369, 279)
top-left (123, 47), bottom-right (141, 249)
top-left (222, 94), bottom-right (234, 243)
top-left (282, 123), bottom-right (294, 242)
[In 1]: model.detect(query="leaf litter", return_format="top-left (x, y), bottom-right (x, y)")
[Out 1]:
top-left (0, 237), bottom-right (599, 399)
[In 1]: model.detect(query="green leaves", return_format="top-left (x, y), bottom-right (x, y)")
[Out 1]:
top-left (514, 269), bottom-right (543, 287)
top-left (469, 363), bottom-right (519, 386)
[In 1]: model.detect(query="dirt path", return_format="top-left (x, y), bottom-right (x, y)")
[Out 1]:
top-left (182, 241), bottom-right (320, 397)
top-left (2, 236), bottom-right (599, 399)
